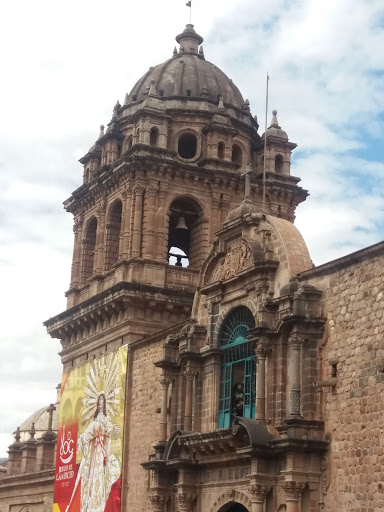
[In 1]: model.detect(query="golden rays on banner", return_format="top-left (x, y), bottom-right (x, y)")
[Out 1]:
top-left (53, 346), bottom-right (127, 512)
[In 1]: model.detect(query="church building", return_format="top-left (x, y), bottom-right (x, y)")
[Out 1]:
top-left (1, 23), bottom-right (384, 512)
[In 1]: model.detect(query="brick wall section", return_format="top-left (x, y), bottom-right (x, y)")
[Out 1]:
top-left (302, 250), bottom-right (384, 511)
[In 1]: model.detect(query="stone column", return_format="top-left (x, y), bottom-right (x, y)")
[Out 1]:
top-left (289, 336), bottom-right (303, 417)
top-left (248, 484), bottom-right (269, 512)
top-left (95, 200), bottom-right (106, 273)
top-left (176, 492), bottom-right (195, 512)
top-left (143, 182), bottom-right (158, 259)
top-left (131, 184), bottom-right (145, 257)
top-left (255, 345), bottom-right (268, 421)
top-left (283, 481), bottom-right (304, 512)
top-left (70, 215), bottom-right (83, 288)
top-left (184, 368), bottom-right (196, 431)
top-left (159, 378), bottom-right (171, 443)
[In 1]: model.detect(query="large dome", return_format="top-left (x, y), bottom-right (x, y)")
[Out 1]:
top-left (125, 24), bottom-right (245, 109)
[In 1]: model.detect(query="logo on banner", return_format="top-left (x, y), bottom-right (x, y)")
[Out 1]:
top-left (59, 426), bottom-right (74, 464)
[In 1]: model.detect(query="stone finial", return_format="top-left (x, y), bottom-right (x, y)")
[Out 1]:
top-left (14, 427), bottom-right (21, 444)
top-left (29, 422), bottom-right (36, 440)
top-left (243, 99), bottom-right (250, 111)
top-left (269, 109), bottom-right (280, 128)
top-left (124, 92), bottom-right (129, 105)
top-left (218, 95), bottom-right (225, 110)
top-left (47, 403), bottom-right (56, 433)
top-left (173, 46), bottom-right (178, 56)
top-left (98, 125), bottom-right (105, 140)
top-left (198, 46), bottom-right (205, 59)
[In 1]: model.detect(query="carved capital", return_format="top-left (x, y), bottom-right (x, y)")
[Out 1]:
top-left (176, 492), bottom-right (195, 509)
top-left (183, 367), bottom-right (197, 381)
top-left (255, 344), bottom-right (269, 359)
top-left (133, 183), bottom-right (145, 195)
top-left (289, 334), bottom-right (305, 350)
top-left (148, 493), bottom-right (167, 511)
top-left (282, 481), bottom-right (305, 501)
top-left (248, 484), bottom-right (270, 503)
top-left (160, 378), bottom-right (171, 390)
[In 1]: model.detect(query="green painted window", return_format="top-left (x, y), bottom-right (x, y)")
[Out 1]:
top-left (218, 307), bottom-right (256, 428)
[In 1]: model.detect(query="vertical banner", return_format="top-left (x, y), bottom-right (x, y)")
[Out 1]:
top-left (53, 346), bottom-right (127, 512)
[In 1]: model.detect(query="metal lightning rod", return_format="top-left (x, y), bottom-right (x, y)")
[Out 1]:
top-left (263, 72), bottom-right (269, 213)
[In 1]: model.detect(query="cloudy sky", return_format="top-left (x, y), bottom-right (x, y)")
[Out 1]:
top-left (1, 0), bottom-right (383, 457)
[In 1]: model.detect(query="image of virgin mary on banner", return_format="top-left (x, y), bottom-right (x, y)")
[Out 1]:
top-left (53, 346), bottom-right (127, 512)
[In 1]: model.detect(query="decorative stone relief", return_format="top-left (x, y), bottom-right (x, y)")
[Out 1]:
top-left (214, 240), bottom-right (253, 281)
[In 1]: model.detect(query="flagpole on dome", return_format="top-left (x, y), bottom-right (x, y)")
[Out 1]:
top-left (186, 0), bottom-right (192, 24)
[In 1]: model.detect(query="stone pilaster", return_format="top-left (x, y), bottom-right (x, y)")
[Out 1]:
top-left (121, 185), bottom-right (132, 259)
top-left (143, 182), bottom-right (158, 259)
top-left (70, 215), bottom-right (83, 288)
top-left (95, 200), bottom-right (107, 273)
top-left (131, 183), bottom-right (145, 257)
top-left (155, 186), bottom-right (168, 261)
top-left (283, 481), bottom-right (305, 512)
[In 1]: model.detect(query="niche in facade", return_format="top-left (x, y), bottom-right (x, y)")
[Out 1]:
top-left (218, 141), bottom-right (225, 160)
top-left (105, 200), bottom-right (122, 270)
top-left (82, 217), bottom-right (97, 281)
top-left (178, 133), bottom-right (197, 159)
top-left (150, 127), bottom-right (159, 147)
top-left (167, 196), bottom-right (202, 268)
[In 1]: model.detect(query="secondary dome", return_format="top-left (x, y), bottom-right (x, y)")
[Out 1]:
top-left (125, 24), bottom-right (245, 109)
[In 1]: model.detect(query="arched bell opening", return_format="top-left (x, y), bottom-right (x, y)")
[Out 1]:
top-left (232, 144), bottom-right (242, 167)
top-left (218, 503), bottom-right (249, 512)
top-left (218, 306), bottom-right (256, 428)
top-left (167, 196), bottom-right (203, 268)
top-left (275, 153), bottom-right (284, 173)
top-left (105, 200), bottom-right (122, 270)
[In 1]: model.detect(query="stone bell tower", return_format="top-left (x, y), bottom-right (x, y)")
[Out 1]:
top-left (45, 23), bottom-right (306, 372)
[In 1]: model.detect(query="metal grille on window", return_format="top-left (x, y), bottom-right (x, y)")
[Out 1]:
top-left (218, 307), bottom-right (256, 428)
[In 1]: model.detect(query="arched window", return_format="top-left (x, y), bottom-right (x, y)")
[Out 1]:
top-left (232, 144), bottom-right (242, 167)
top-left (105, 200), bottom-right (122, 270)
top-left (167, 196), bottom-right (203, 268)
top-left (218, 141), bottom-right (225, 160)
top-left (150, 127), bottom-right (159, 147)
top-left (82, 217), bottom-right (97, 281)
top-left (178, 133), bottom-right (197, 159)
top-left (275, 154), bottom-right (284, 173)
top-left (218, 307), bottom-right (256, 428)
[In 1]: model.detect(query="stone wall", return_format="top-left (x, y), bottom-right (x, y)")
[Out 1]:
top-left (303, 246), bottom-right (384, 512)
top-left (126, 340), bottom-right (163, 512)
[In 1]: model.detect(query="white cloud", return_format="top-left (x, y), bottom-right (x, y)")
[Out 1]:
top-left (0, 0), bottom-right (384, 457)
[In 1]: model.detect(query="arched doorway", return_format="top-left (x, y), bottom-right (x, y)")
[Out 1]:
top-left (219, 503), bottom-right (249, 512)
